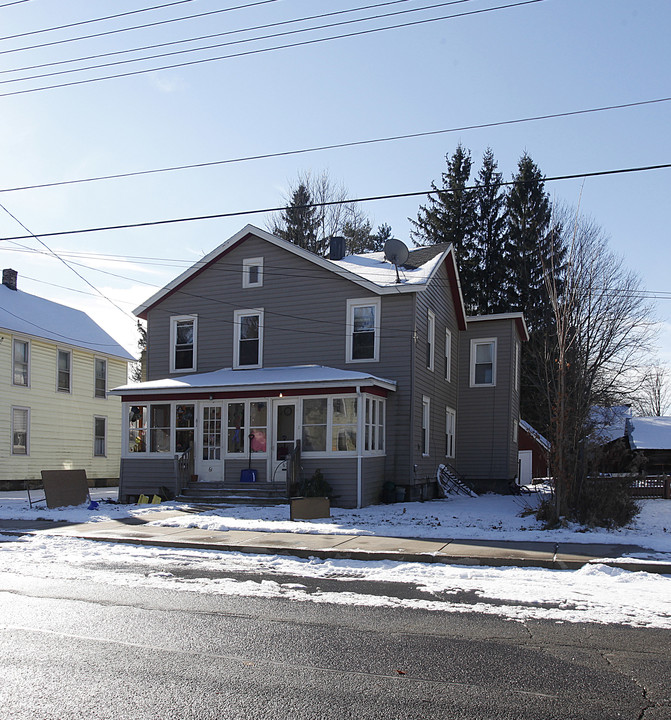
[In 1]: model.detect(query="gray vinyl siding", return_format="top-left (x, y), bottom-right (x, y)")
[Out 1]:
top-left (456, 319), bottom-right (519, 486)
top-left (300, 457), bottom-right (358, 508)
top-left (361, 455), bottom-right (387, 506)
top-left (118, 457), bottom-right (177, 501)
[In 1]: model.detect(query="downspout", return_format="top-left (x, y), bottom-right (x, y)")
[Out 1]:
top-left (356, 385), bottom-right (363, 508)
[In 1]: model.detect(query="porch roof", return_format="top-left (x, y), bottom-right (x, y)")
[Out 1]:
top-left (111, 364), bottom-right (397, 397)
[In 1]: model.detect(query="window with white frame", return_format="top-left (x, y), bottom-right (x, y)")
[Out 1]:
top-left (94, 358), bottom-right (107, 398)
top-left (234, 309), bottom-right (263, 369)
top-left (364, 396), bottom-right (385, 453)
top-left (128, 405), bottom-right (147, 453)
top-left (302, 398), bottom-right (328, 452)
top-left (242, 257), bottom-right (263, 288)
top-left (332, 397), bottom-right (357, 452)
top-left (12, 407), bottom-right (29, 455)
top-left (170, 315), bottom-right (197, 372)
top-left (225, 400), bottom-right (267, 455)
top-left (175, 404), bottom-right (195, 453)
top-left (57, 349), bottom-right (71, 392)
top-left (13, 339), bottom-right (29, 387)
top-left (426, 309), bottom-right (435, 371)
top-left (346, 298), bottom-right (380, 362)
top-left (301, 397), bottom-right (360, 455)
top-left (422, 396), bottom-right (430, 456)
top-left (94, 416), bottom-right (107, 457)
top-left (445, 407), bottom-right (456, 458)
top-left (444, 329), bottom-right (452, 382)
top-left (470, 338), bottom-right (497, 387)
top-left (514, 341), bottom-right (520, 392)
top-left (149, 404), bottom-right (171, 453)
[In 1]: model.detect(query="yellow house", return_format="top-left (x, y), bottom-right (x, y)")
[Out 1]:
top-left (0, 269), bottom-right (135, 487)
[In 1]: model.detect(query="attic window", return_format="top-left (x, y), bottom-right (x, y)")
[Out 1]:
top-left (243, 257), bottom-right (263, 288)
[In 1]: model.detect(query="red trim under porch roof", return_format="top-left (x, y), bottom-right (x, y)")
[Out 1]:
top-left (120, 385), bottom-right (390, 403)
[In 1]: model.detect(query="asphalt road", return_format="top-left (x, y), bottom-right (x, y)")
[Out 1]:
top-left (1, 558), bottom-right (669, 719)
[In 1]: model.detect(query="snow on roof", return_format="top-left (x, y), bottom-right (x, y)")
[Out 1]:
top-left (626, 416), bottom-right (671, 450)
top-left (590, 405), bottom-right (633, 443)
top-left (519, 419), bottom-right (550, 450)
top-left (0, 284), bottom-right (135, 361)
top-left (330, 249), bottom-right (444, 287)
top-left (112, 364), bottom-right (397, 394)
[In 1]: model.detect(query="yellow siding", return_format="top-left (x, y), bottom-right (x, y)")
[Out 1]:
top-left (1, 332), bottom-right (128, 483)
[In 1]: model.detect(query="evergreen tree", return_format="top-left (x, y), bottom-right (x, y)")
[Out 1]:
top-left (410, 144), bottom-right (478, 310)
top-left (272, 183), bottom-right (320, 254)
top-left (472, 148), bottom-right (508, 315)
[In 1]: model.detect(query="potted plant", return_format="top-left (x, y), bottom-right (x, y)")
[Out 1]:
top-left (290, 469), bottom-right (332, 520)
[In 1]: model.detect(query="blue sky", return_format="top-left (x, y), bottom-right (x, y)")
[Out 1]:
top-left (0, 0), bottom-right (669, 366)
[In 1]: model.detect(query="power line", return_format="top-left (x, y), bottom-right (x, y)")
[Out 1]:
top-left (0, 0), bottom-right (543, 98)
top-left (2, 95), bottom-right (669, 195)
top-left (1, 162), bottom-right (669, 243)
top-left (0, 0), bottom-right (30, 7)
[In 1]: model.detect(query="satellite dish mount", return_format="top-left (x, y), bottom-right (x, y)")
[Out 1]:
top-left (383, 238), bottom-right (409, 283)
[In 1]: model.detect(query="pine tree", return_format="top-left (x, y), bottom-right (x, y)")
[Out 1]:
top-left (472, 148), bottom-right (508, 315)
top-left (410, 144), bottom-right (478, 309)
top-left (272, 183), bottom-right (321, 254)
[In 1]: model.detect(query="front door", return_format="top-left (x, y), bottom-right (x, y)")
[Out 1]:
top-left (195, 404), bottom-right (223, 481)
top-left (271, 400), bottom-right (297, 483)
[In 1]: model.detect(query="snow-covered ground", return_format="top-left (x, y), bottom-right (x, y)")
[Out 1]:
top-left (1, 489), bottom-right (670, 628)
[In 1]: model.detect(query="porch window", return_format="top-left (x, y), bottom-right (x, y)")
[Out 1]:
top-left (13, 339), bottom-right (29, 386)
top-left (227, 402), bottom-right (245, 453)
top-left (250, 401), bottom-right (268, 453)
top-left (332, 397), bottom-right (357, 452)
top-left (12, 407), bottom-right (29, 455)
top-left (94, 416), bottom-right (107, 457)
top-left (234, 309), bottom-right (263, 369)
top-left (364, 396), bottom-right (385, 453)
top-left (426, 309), bottom-right (435, 371)
top-left (470, 339), bottom-right (497, 387)
top-left (445, 407), bottom-right (456, 458)
top-left (170, 315), bottom-right (197, 372)
top-left (129, 405), bottom-right (147, 452)
top-left (94, 358), bottom-right (107, 398)
top-left (346, 298), bottom-right (380, 363)
top-left (302, 398), bottom-right (327, 452)
top-left (175, 404), bottom-right (195, 454)
top-left (57, 350), bottom-right (71, 392)
top-left (149, 404), bottom-right (171, 453)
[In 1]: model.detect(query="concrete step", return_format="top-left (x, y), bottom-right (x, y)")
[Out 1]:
top-left (177, 481), bottom-right (288, 507)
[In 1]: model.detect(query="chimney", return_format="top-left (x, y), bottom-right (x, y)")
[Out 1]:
top-left (2, 268), bottom-right (17, 291)
top-left (328, 236), bottom-right (346, 261)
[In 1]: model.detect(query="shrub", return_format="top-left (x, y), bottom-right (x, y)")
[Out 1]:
top-left (299, 469), bottom-right (333, 498)
top-left (575, 477), bottom-right (639, 528)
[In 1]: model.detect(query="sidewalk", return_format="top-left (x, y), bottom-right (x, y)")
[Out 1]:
top-left (1, 510), bottom-right (669, 574)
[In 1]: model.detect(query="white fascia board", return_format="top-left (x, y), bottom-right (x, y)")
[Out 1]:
top-left (467, 312), bottom-right (529, 341)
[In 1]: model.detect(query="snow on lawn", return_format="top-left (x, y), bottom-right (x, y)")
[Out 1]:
top-left (1, 534), bottom-right (670, 629)
top-left (1, 488), bottom-right (671, 554)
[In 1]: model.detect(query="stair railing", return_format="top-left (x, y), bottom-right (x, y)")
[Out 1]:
top-left (285, 439), bottom-right (302, 498)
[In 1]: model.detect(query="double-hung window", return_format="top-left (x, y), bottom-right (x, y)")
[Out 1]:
top-left (301, 397), bottom-right (361, 454)
top-left (422, 396), bottom-right (430, 456)
top-left (444, 329), bottom-right (452, 382)
top-left (445, 407), bottom-right (456, 458)
top-left (94, 358), bottom-right (107, 398)
top-left (13, 339), bottom-right (29, 387)
top-left (12, 407), bottom-right (29, 455)
top-left (426, 309), bottom-right (435, 371)
top-left (234, 309), bottom-right (263, 368)
top-left (470, 339), bottom-right (497, 387)
top-left (94, 416), bottom-right (107, 457)
top-left (346, 298), bottom-right (380, 362)
top-left (170, 316), bottom-right (197, 372)
top-left (364, 396), bottom-right (385, 453)
top-left (57, 350), bottom-right (71, 392)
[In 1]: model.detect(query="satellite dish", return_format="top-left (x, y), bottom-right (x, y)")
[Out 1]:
top-left (383, 238), bottom-right (409, 283)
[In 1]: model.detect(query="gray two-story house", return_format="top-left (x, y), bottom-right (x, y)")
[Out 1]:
top-left (112, 225), bottom-right (527, 507)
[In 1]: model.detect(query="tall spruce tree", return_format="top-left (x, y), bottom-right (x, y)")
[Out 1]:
top-left (272, 182), bottom-right (321, 254)
top-left (410, 144), bottom-right (479, 310)
top-left (472, 148), bottom-right (508, 315)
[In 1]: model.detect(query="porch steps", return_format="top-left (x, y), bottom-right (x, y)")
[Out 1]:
top-left (177, 481), bottom-right (288, 506)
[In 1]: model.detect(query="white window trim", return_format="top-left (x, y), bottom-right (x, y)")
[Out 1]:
top-left (94, 357), bottom-right (107, 399)
top-left (300, 395), bottom-right (360, 457)
top-left (470, 338), bottom-right (497, 387)
top-left (363, 395), bottom-right (386, 455)
top-left (94, 415), bottom-right (107, 457)
top-left (224, 399), bottom-right (269, 457)
top-left (422, 396), bottom-right (430, 457)
top-left (445, 406), bottom-right (456, 459)
top-left (233, 308), bottom-right (264, 369)
top-left (514, 341), bottom-right (520, 392)
top-left (11, 406), bottom-right (30, 455)
top-left (242, 257), bottom-right (264, 288)
top-left (346, 297), bottom-right (381, 364)
top-left (170, 315), bottom-right (198, 373)
top-left (426, 309), bottom-right (436, 371)
top-left (57, 348), bottom-right (72, 393)
top-left (444, 329), bottom-right (452, 383)
top-left (12, 337), bottom-right (31, 388)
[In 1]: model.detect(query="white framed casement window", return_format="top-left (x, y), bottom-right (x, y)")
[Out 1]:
top-left (346, 298), bottom-right (381, 363)
top-left (170, 315), bottom-right (197, 373)
top-left (11, 406), bottom-right (30, 455)
top-left (445, 407), bottom-right (456, 458)
top-left (234, 308), bottom-right (263, 369)
top-left (421, 396), bottom-right (430, 456)
top-left (426, 309), bottom-right (435, 371)
top-left (94, 416), bottom-right (107, 457)
top-left (300, 396), bottom-right (360, 455)
top-left (364, 396), bottom-right (385, 454)
top-left (13, 338), bottom-right (30, 387)
top-left (94, 358), bottom-right (107, 398)
top-left (444, 329), bottom-right (452, 382)
top-left (470, 338), bottom-right (497, 387)
top-left (57, 349), bottom-right (71, 392)
top-left (242, 257), bottom-right (264, 288)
